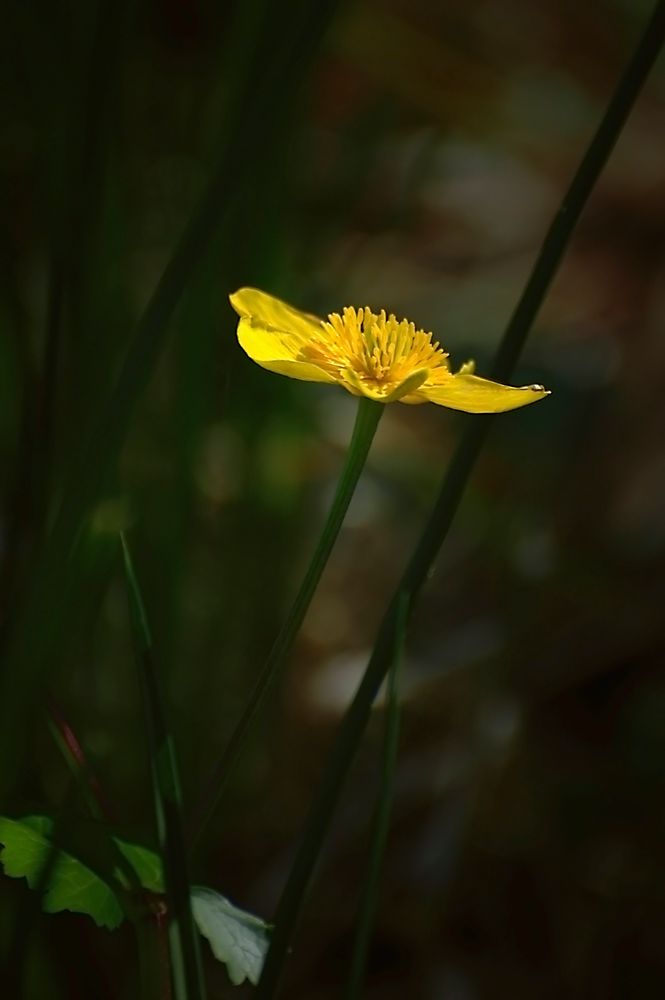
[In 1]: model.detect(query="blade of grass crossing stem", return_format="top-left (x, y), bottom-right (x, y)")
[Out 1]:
top-left (189, 397), bottom-right (383, 844)
top-left (347, 594), bottom-right (407, 1000)
top-left (121, 535), bottom-right (205, 1000)
top-left (256, 5), bottom-right (665, 995)
top-left (0, 0), bottom-right (342, 803)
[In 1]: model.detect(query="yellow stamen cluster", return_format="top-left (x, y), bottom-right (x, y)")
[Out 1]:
top-left (299, 306), bottom-right (448, 397)
top-left (230, 286), bottom-right (551, 411)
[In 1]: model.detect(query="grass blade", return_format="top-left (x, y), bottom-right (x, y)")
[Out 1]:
top-left (346, 594), bottom-right (407, 1000)
top-left (121, 534), bottom-right (205, 1000)
top-left (256, 4), bottom-right (665, 994)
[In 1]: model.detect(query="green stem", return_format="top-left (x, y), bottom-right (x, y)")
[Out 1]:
top-left (257, 4), bottom-right (665, 995)
top-left (121, 535), bottom-right (206, 1000)
top-left (188, 397), bottom-right (383, 845)
top-left (346, 594), bottom-right (406, 1000)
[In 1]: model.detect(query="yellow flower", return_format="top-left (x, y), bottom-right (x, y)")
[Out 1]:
top-left (229, 287), bottom-right (550, 412)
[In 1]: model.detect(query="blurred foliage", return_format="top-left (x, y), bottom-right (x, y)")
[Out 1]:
top-left (1, 0), bottom-right (664, 997)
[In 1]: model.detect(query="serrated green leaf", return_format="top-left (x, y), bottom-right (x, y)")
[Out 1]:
top-left (0, 816), bottom-right (124, 929)
top-left (0, 814), bottom-right (271, 988)
top-left (116, 840), bottom-right (164, 894)
top-left (0, 816), bottom-right (164, 929)
top-left (191, 886), bottom-right (270, 986)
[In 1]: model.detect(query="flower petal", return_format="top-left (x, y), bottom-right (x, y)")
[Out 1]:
top-left (230, 288), bottom-right (336, 384)
top-left (230, 287), bottom-right (323, 340)
top-left (236, 318), bottom-right (336, 384)
top-left (420, 372), bottom-right (550, 413)
top-left (339, 367), bottom-right (430, 403)
top-left (383, 368), bottom-right (430, 402)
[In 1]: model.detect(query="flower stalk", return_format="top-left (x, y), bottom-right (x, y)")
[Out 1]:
top-left (188, 396), bottom-right (383, 845)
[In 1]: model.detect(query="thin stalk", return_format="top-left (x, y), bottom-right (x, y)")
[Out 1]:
top-left (256, 4), bottom-right (665, 995)
top-left (188, 397), bottom-right (383, 844)
top-left (346, 594), bottom-right (407, 1000)
top-left (121, 535), bottom-right (206, 1000)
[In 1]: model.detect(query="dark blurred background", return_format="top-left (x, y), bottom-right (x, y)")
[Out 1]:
top-left (1, 0), bottom-right (665, 997)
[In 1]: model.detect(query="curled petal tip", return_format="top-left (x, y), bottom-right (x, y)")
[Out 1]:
top-left (228, 288), bottom-right (249, 312)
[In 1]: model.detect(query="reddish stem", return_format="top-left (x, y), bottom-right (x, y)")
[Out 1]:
top-left (47, 694), bottom-right (114, 822)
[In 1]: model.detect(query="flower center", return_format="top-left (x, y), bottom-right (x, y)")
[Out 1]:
top-left (300, 306), bottom-right (448, 392)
